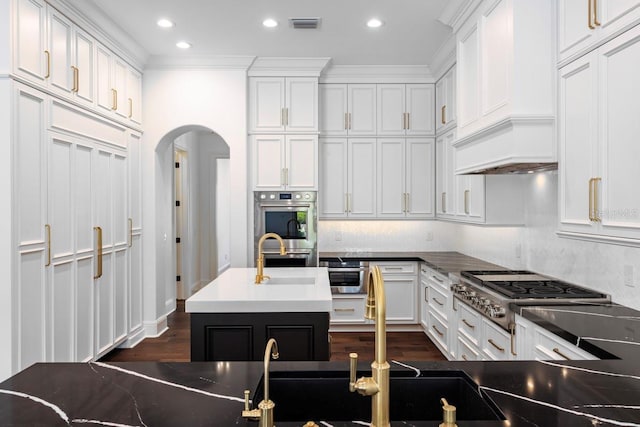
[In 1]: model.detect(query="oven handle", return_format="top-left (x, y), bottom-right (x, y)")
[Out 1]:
top-left (328, 268), bottom-right (368, 273)
top-left (259, 204), bottom-right (311, 208)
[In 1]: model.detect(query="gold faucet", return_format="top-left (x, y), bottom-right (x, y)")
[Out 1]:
top-left (242, 338), bottom-right (279, 426)
top-left (255, 233), bottom-right (287, 284)
top-left (349, 266), bottom-right (390, 427)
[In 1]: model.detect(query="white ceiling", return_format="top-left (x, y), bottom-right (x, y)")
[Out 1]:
top-left (68, 0), bottom-right (453, 66)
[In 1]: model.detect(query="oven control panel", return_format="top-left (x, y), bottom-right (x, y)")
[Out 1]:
top-left (257, 191), bottom-right (316, 202)
top-left (451, 283), bottom-right (506, 318)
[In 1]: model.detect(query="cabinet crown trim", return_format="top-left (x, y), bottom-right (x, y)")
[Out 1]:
top-left (320, 65), bottom-right (435, 84)
top-left (248, 57), bottom-right (331, 77)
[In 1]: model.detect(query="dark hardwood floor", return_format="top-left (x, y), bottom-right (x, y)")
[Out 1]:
top-left (100, 300), bottom-right (446, 363)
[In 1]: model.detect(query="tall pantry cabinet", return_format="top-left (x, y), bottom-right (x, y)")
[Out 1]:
top-left (10, 0), bottom-right (144, 374)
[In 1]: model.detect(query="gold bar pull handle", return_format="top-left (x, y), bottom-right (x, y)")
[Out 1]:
top-left (588, 178), bottom-right (595, 221)
top-left (44, 50), bottom-right (50, 78)
top-left (128, 218), bottom-right (133, 247)
top-left (285, 108), bottom-right (289, 126)
top-left (74, 66), bottom-right (79, 93)
top-left (441, 105), bottom-right (446, 124)
top-left (128, 98), bottom-right (133, 118)
top-left (281, 108), bottom-right (285, 126)
top-left (464, 189), bottom-right (470, 214)
top-left (45, 224), bottom-right (51, 267)
top-left (345, 112), bottom-right (349, 130)
top-left (594, 177), bottom-right (602, 222)
top-left (111, 89), bottom-right (117, 110)
top-left (70, 66), bottom-right (77, 92)
top-left (406, 112), bottom-right (410, 130)
top-left (553, 347), bottom-right (571, 360)
top-left (510, 323), bottom-right (518, 357)
top-left (462, 319), bottom-right (475, 329)
top-left (488, 338), bottom-right (505, 353)
top-left (348, 112), bottom-right (352, 130)
top-left (588, 0), bottom-right (595, 29)
top-left (94, 226), bottom-right (103, 279)
top-left (442, 192), bottom-right (447, 213)
top-left (593, 0), bottom-right (601, 26)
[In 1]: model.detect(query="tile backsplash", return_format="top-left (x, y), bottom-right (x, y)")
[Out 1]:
top-left (318, 172), bottom-right (640, 310)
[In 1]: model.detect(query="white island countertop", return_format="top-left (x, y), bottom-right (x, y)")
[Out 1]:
top-left (185, 267), bottom-right (332, 313)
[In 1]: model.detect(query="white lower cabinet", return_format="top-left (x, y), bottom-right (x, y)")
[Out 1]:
top-left (428, 311), bottom-right (449, 354)
top-left (515, 315), bottom-right (598, 361)
top-left (372, 262), bottom-right (417, 324)
top-left (330, 295), bottom-right (367, 325)
top-left (420, 265), bottom-right (454, 358)
top-left (419, 264), bottom-right (430, 329)
top-left (457, 336), bottom-right (481, 361)
top-left (481, 318), bottom-right (513, 361)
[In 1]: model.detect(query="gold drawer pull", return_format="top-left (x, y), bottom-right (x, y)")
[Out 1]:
top-left (45, 224), bottom-right (51, 266)
top-left (432, 297), bottom-right (444, 306)
top-left (553, 347), bottom-right (571, 360)
top-left (462, 319), bottom-right (475, 329)
top-left (334, 308), bottom-right (355, 313)
top-left (432, 275), bottom-right (444, 284)
top-left (488, 339), bottom-right (505, 353)
top-left (94, 226), bottom-right (103, 279)
top-left (461, 354), bottom-right (468, 361)
top-left (432, 325), bottom-right (444, 337)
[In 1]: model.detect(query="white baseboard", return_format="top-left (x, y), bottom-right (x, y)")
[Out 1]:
top-left (117, 327), bottom-right (146, 349)
top-left (143, 316), bottom-right (169, 338)
top-left (218, 263), bottom-right (230, 275)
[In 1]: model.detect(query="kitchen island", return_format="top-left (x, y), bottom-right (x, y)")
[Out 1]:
top-left (186, 267), bottom-right (332, 361)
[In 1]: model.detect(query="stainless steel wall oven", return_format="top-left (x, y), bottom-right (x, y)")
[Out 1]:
top-left (254, 191), bottom-right (318, 267)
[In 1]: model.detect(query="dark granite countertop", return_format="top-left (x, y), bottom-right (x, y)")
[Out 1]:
top-left (320, 251), bottom-right (504, 276)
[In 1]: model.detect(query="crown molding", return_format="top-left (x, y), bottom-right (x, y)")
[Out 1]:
top-left (145, 55), bottom-right (256, 71)
top-left (53, 0), bottom-right (148, 70)
top-left (430, 34), bottom-right (456, 80)
top-left (247, 57), bottom-right (332, 77)
top-left (320, 65), bottom-right (434, 84)
top-left (438, 0), bottom-right (483, 33)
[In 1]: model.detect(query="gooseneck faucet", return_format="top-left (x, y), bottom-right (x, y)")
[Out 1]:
top-left (242, 338), bottom-right (280, 427)
top-left (349, 266), bottom-right (390, 427)
top-left (255, 233), bottom-right (287, 284)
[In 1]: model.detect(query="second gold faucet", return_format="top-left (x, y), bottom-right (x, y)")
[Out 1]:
top-left (255, 233), bottom-right (287, 284)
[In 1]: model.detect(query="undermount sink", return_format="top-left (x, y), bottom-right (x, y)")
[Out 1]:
top-left (251, 370), bottom-right (505, 423)
top-left (258, 277), bottom-right (316, 285)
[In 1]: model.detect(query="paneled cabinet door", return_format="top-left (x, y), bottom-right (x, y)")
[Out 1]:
top-left (14, 83), bottom-right (48, 371)
top-left (319, 138), bottom-right (348, 218)
top-left (252, 135), bottom-right (285, 190)
top-left (348, 84), bottom-right (377, 135)
top-left (127, 69), bottom-right (142, 124)
top-left (405, 138), bottom-right (435, 217)
top-left (285, 135), bottom-right (317, 190)
top-left (385, 277), bottom-right (417, 323)
top-left (319, 84), bottom-right (376, 136)
top-left (128, 132), bottom-right (143, 335)
top-left (436, 65), bottom-right (456, 134)
top-left (377, 138), bottom-right (404, 217)
top-left (250, 78), bottom-right (285, 132)
top-left (377, 84), bottom-right (406, 135)
top-left (285, 78), bottom-right (317, 132)
top-left (347, 139), bottom-right (377, 218)
top-left (559, 52), bottom-right (598, 235)
top-left (436, 130), bottom-right (457, 217)
top-left (14, 0), bottom-right (48, 84)
top-left (113, 58), bottom-right (129, 119)
top-left (73, 27), bottom-right (95, 105)
top-left (405, 84), bottom-right (435, 136)
top-left (47, 7), bottom-right (74, 96)
top-left (558, 0), bottom-right (640, 62)
top-left (96, 44), bottom-right (115, 113)
top-left (319, 84), bottom-right (348, 135)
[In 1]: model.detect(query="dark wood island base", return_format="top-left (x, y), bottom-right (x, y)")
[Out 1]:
top-left (190, 312), bottom-right (330, 361)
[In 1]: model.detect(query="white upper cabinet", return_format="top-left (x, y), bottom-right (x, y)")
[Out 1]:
top-left (435, 65), bottom-right (456, 134)
top-left (453, 0), bottom-right (556, 174)
top-left (376, 138), bottom-right (434, 219)
top-left (558, 0), bottom-right (640, 63)
top-left (319, 138), bottom-right (376, 218)
top-left (73, 27), bottom-right (96, 105)
top-left (319, 84), bottom-right (376, 136)
top-left (47, 7), bottom-right (73, 96)
top-left (96, 43), bottom-right (142, 124)
top-left (14, 0), bottom-right (48, 84)
top-left (377, 84), bottom-right (435, 136)
top-left (252, 134), bottom-right (318, 191)
top-left (559, 25), bottom-right (640, 243)
top-left (250, 77), bottom-right (318, 133)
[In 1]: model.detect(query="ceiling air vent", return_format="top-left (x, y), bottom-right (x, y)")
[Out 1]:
top-left (289, 17), bottom-right (321, 29)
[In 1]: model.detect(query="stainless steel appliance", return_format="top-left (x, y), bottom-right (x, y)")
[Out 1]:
top-left (319, 260), bottom-right (369, 294)
top-left (452, 270), bottom-right (610, 331)
top-left (254, 191), bottom-right (317, 267)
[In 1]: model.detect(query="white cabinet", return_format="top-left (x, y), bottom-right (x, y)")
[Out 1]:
top-left (377, 138), bottom-right (435, 219)
top-left (435, 65), bottom-right (456, 134)
top-left (558, 0), bottom-right (640, 63)
top-left (515, 315), bottom-right (598, 360)
top-left (453, 0), bottom-right (555, 173)
top-left (13, 0), bottom-right (48, 84)
top-left (250, 77), bottom-right (317, 133)
top-left (377, 84), bottom-right (435, 136)
top-left (422, 266), bottom-right (453, 358)
top-left (419, 264), bottom-right (430, 330)
top-left (372, 262), bottom-right (417, 324)
top-left (127, 132), bottom-right (143, 339)
top-left (436, 128), bottom-right (524, 224)
top-left (319, 84), bottom-right (377, 136)
top-left (330, 295), bottom-right (367, 325)
top-left (481, 318), bottom-right (513, 361)
top-left (559, 25), bottom-right (640, 243)
top-left (319, 138), bottom-right (376, 218)
top-left (96, 43), bottom-right (141, 124)
top-left (252, 134), bottom-right (318, 190)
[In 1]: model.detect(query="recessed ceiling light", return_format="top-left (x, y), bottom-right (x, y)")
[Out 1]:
top-left (157, 18), bottom-right (174, 28)
top-left (176, 41), bottom-right (192, 49)
top-left (367, 18), bottom-right (383, 28)
top-left (263, 18), bottom-right (278, 28)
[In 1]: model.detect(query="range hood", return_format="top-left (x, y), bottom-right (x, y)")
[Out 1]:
top-left (452, 116), bottom-right (557, 175)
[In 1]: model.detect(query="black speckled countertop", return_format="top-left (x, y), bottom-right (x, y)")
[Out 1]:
top-left (3, 252), bottom-right (640, 426)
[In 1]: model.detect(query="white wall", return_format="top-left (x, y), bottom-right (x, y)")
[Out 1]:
top-left (141, 66), bottom-right (249, 331)
top-left (318, 173), bottom-right (640, 310)
top-left (215, 158), bottom-right (231, 274)
top-left (0, 0), bottom-right (9, 75)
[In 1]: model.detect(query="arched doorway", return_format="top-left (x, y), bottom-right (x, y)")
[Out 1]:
top-left (155, 125), bottom-right (230, 308)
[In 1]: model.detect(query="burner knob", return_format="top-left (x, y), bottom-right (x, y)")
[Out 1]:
top-left (489, 305), bottom-right (506, 318)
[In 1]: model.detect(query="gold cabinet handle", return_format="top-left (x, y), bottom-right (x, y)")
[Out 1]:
top-left (461, 354), bottom-right (468, 361)
top-left (432, 325), bottom-right (444, 337)
top-left (45, 224), bottom-right (51, 267)
top-left (44, 50), bottom-right (51, 78)
top-left (347, 193), bottom-right (352, 213)
top-left (462, 319), bottom-right (475, 329)
top-left (70, 66), bottom-right (77, 92)
top-left (588, 0), bottom-right (595, 29)
top-left (593, 0), bottom-right (601, 26)
top-left (405, 193), bottom-right (409, 213)
top-left (553, 347), bottom-right (571, 360)
top-left (424, 286), bottom-right (429, 303)
top-left (464, 189), bottom-right (470, 214)
top-left (488, 339), bottom-right (505, 353)
top-left (348, 112), bottom-right (352, 130)
top-left (431, 275), bottom-right (444, 284)
top-left (344, 193), bottom-right (349, 213)
top-left (593, 177), bottom-right (602, 222)
top-left (345, 112), bottom-right (349, 130)
top-left (94, 226), bottom-right (103, 279)
top-left (588, 178), bottom-right (595, 221)
top-left (432, 297), bottom-right (444, 307)
top-left (406, 112), bottom-right (410, 130)
top-left (442, 192), bottom-right (447, 213)
top-left (441, 105), bottom-right (446, 124)
top-left (510, 323), bottom-right (517, 357)
top-left (284, 167), bottom-right (289, 186)
top-left (111, 89), bottom-right (117, 110)
top-left (128, 98), bottom-right (133, 118)
top-left (281, 108), bottom-right (285, 126)
top-left (128, 218), bottom-right (133, 247)
top-left (334, 308), bottom-right (355, 313)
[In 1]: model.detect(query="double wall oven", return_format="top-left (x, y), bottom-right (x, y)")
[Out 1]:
top-left (254, 191), bottom-right (318, 267)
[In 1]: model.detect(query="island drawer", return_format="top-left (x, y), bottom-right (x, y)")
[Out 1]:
top-left (330, 297), bottom-right (366, 324)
